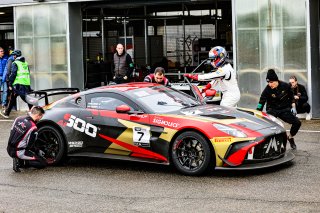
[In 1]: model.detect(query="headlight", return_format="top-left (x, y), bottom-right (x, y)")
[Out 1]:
top-left (266, 114), bottom-right (284, 127)
top-left (213, 123), bottom-right (247, 138)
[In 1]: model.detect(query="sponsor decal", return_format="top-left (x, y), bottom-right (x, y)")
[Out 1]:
top-left (133, 114), bottom-right (148, 119)
top-left (65, 114), bottom-right (98, 137)
top-left (264, 137), bottom-right (279, 154)
top-left (18, 121), bottom-right (26, 129)
top-left (152, 117), bottom-right (180, 128)
top-left (68, 141), bottom-right (84, 148)
top-left (213, 137), bottom-right (232, 143)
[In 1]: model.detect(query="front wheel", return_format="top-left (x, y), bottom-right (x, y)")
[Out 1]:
top-left (171, 131), bottom-right (213, 176)
top-left (36, 125), bottom-right (66, 166)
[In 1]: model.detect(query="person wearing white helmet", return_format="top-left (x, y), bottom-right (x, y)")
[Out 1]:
top-left (184, 46), bottom-right (240, 107)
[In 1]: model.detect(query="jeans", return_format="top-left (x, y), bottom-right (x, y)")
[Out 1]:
top-left (0, 78), bottom-right (8, 106)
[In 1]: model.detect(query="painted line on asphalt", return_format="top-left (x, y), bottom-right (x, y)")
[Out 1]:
top-left (0, 119), bottom-right (15, 122)
top-left (286, 129), bottom-right (320, 133)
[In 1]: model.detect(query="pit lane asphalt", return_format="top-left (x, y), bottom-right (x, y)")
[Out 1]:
top-left (0, 111), bottom-right (319, 212)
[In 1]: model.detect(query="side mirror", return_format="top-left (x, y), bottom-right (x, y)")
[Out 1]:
top-left (205, 89), bottom-right (216, 97)
top-left (116, 105), bottom-right (131, 113)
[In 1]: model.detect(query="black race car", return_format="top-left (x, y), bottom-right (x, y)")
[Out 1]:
top-left (26, 83), bottom-right (294, 175)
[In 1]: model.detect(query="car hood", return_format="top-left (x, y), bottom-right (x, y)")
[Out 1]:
top-left (174, 104), bottom-right (281, 132)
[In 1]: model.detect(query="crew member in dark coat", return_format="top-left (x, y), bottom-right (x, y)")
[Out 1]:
top-left (256, 69), bottom-right (301, 150)
top-left (289, 75), bottom-right (311, 120)
top-left (112, 43), bottom-right (134, 84)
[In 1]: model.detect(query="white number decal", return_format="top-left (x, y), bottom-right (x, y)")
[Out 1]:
top-left (66, 115), bottom-right (98, 137)
top-left (85, 123), bottom-right (97, 137)
top-left (74, 118), bottom-right (86, 132)
top-left (66, 115), bottom-right (76, 127)
top-left (133, 127), bottom-right (151, 147)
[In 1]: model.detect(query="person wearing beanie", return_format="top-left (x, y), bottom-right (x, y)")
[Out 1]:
top-left (266, 69), bottom-right (279, 82)
top-left (256, 69), bottom-right (301, 150)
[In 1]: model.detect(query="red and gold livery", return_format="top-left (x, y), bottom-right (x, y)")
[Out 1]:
top-left (27, 83), bottom-right (294, 175)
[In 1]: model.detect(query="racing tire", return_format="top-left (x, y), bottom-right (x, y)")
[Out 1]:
top-left (36, 125), bottom-right (66, 166)
top-left (171, 131), bottom-right (212, 176)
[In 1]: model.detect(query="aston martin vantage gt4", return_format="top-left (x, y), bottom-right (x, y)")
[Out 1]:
top-left (27, 83), bottom-right (294, 175)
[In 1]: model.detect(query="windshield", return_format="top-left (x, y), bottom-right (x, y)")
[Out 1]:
top-left (125, 85), bottom-right (201, 113)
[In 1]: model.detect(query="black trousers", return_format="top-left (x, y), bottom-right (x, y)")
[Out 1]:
top-left (267, 108), bottom-right (301, 137)
top-left (5, 91), bottom-right (33, 115)
top-left (297, 102), bottom-right (311, 114)
top-left (18, 150), bottom-right (47, 169)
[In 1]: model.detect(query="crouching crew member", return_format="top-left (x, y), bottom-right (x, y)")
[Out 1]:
top-left (256, 69), bottom-right (301, 150)
top-left (7, 106), bottom-right (46, 172)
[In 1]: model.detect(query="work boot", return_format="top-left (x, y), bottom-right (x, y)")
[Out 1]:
top-left (288, 137), bottom-right (297, 150)
top-left (13, 158), bottom-right (21, 172)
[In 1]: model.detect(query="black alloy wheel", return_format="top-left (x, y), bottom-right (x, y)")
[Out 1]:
top-left (171, 131), bottom-right (212, 176)
top-left (36, 126), bottom-right (65, 165)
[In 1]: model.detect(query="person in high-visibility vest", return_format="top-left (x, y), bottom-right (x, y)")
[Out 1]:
top-left (0, 53), bottom-right (33, 119)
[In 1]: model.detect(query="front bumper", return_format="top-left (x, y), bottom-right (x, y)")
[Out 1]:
top-left (216, 151), bottom-right (294, 170)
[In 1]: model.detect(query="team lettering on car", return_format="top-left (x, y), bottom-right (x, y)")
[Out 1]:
top-left (68, 141), bottom-right (84, 148)
top-left (152, 117), bottom-right (180, 128)
top-left (213, 137), bottom-right (233, 143)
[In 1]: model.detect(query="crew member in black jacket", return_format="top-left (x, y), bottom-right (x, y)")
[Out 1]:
top-left (289, 75), bottom-right (311, 120)
top-left (256, 69), bottom-right (301, 150)
top-left (7, 106), bottom-right (46, 172)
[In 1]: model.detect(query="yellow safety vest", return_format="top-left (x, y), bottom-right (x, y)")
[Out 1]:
top-left (13, 60), bottom-right (30, 86)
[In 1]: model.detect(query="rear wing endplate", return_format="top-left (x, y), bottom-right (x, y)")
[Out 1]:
top-left (26, 88), bottom-right (80, 106)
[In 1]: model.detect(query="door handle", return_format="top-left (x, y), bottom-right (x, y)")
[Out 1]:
top-left (86, 116), bottom-right (94, 119)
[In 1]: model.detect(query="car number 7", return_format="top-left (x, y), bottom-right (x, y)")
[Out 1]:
top-left (133, 127), bottom-right (151, 146)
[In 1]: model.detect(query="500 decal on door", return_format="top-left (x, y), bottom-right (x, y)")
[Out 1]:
top-left (66, 115), bottom-right (98, 137)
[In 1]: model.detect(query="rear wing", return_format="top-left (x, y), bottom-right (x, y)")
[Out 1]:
top-left (26, 88), bottom-right (80, 106)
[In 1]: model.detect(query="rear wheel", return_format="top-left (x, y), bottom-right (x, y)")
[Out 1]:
top-left (171, 131), bottom-right (212, 176)
top-left (36, 126), bottom-right (66, 166)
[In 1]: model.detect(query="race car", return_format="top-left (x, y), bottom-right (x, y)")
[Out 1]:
top-left (26, 83), bottom-right (294, 176)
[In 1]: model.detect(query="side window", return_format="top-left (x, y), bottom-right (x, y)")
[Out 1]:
top-left (86, 93), bottom-right (135, 111)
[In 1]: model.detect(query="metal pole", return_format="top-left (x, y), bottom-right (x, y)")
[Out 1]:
top-left (164, 19), bottom-right (167, 57)
top-left (182, 4), bottom-right (186, 67)
top-left (144, 6), bottom-right (148, 65)
top-left (200, 19), bottom-right (202, 39)
top-left (101, 8), bottom-right (105, 62)
top-left (124, 17), bottom-right (127, 50)
top-left (215, 0), bottom-right (218, 39)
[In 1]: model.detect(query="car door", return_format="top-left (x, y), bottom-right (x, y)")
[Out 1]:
top-left (79, 92), bottom-right (153, 158)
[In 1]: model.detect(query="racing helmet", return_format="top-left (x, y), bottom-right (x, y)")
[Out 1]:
top-left (208, 46), bottom-right (228, 68)
top-left (11, 49), bottom-right (22, 57)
